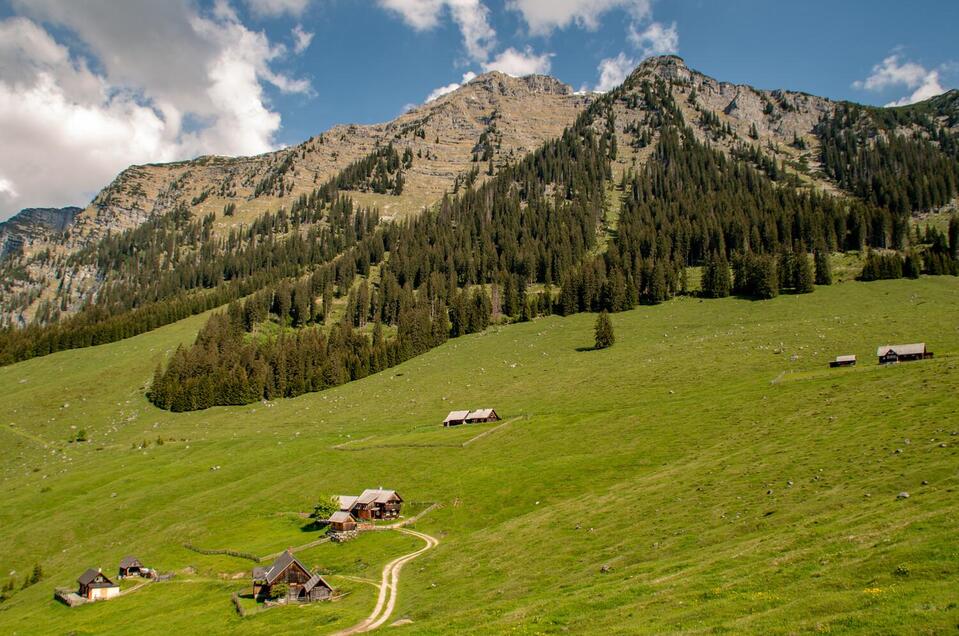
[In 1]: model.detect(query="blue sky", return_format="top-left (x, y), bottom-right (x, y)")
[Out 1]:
top-left (0, 0), bottom-right (956, 218)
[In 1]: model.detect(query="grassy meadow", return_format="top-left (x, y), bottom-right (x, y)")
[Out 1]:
top-left (0, 277), bottom-right (957, 634)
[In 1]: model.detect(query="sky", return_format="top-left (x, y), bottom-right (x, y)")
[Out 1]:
top-left (0, 0), bottom-right (956, 220)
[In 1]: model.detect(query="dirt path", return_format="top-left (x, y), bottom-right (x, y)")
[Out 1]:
top-left (330, 528), bottom-right (438, 635)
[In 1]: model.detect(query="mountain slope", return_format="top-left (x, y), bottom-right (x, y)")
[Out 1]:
top-left (0, 72), bottom-right (590, 327)
top-left (0, 278), bottom-right (955, 633)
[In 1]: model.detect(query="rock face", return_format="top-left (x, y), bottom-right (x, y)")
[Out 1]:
top-left (0, 206), bottom-right (82, 259)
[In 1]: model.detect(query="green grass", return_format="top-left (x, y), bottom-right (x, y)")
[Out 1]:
top-left (0, 277), bottom-right (958, 634)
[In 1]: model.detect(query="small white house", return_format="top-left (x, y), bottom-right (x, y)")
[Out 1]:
top-left (77, 568), bottom-right (119, 600)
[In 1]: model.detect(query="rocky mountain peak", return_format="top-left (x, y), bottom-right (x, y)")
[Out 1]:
top-left (462, 71), bottom-right (573, 98)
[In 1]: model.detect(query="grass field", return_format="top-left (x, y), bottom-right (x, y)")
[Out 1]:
top-left (0, 277), bottom-right (957, 634)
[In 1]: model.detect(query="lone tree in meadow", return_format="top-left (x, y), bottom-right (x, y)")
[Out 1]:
top-left (594, 311), bottom-right (615, 350)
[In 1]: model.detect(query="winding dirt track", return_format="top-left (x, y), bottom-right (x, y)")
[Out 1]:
top-left (331, 528), bottom-right (438, 635)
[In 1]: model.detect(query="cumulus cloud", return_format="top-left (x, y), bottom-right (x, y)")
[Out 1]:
top-left (0, 1), bottom-right (310, 217)
top-left (245, 0), bottom-right (310, 18)
top-left (482, 46), bottom-right (552, 76)
top-left (425, 71), bottom-right (477, 102)
top-left (507, 0), bottom-right (651, 35)
top-left (292, 24), bottom-right (314, 53)
top-left (378, 0), bottom-right (496, 63)
top-left (590, 20), bottom-right (678, 92)
top-left (628, 20), bottom-right (678, 57)
top-left (853, 54), bottom-right (947, 106)
top-left (594, 52), bottom-right (635, 92)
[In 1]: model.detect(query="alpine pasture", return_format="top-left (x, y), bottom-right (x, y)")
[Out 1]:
top-left (0, 277), bottom-right (957, 634)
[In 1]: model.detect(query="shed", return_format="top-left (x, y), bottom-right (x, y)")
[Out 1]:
top-left (328, 510), bottom-right (356, 532)
top-left (77, 568), bottom-right (119, 601)
top-left (443, 410), bottom-right (470, 427)
top-left (465, 408), bottom-right (500, 424)
top-left (252, 550), bottom-right (331, 602)
top-left (877, 343), bottom-right (932, 364)
top-left (118, 556), bottom-right (144, 578)
top-left (829, 354), bottom-right (856, 368)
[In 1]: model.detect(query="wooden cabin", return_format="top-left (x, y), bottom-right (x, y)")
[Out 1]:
top-left (829, 354), bottom-right (856, 368)
top-left (77, 568), bottom-right (119, 601)
top-left (252, 550), bottom-right (332, 602)
top-left (465, 408), bottom-right (500, 424)
top-left (443, 410), bottom-right (470, 426)
top-left (339, 489), bottom-right (403, 520)
top-left (328, 510), bottom-right (356, 532)
top-left (118, 556), bottom-right (144, 578)
top-left (877, 343), bottom-right (932, 364)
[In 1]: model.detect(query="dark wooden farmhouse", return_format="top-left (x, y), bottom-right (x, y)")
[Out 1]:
top-left (252, 550), bottom-right (332, 602)
top-left (118, 556), bottom-right (144, 578)
top-left (443, 410), bottom-right (470, 426)
top-left (77, 568), bottom-right (119, 601)
top-left (877, 343), bottom-right (932, 364)
top-left (829, 354), bottom-right (856, 368)
top-left (465, 408), bottom-right (500, 424)
top-left (328, 510), bottom-right (356, 532)
top-left (338, 489), bottom-right (403, 520)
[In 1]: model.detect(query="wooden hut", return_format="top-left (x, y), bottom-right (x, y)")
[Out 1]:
top-left (339, 489), bottom-right (403, 520)
top-left (465, 408), bottom-right (500, 424)
top-left (118, 556), bottom-right (144, 578)
top-left (252, 550), bottom-right (332, 602)
top-left (443, 410), bottom-right (470, 426)
top-left (877, 343), bottom-right (932, 364)
top-left (328, 510), bottom-right (356, 532)
top-left (829, 355), bottom-right (856, 368)
top-left (77, 568), bottom-right (119, 601)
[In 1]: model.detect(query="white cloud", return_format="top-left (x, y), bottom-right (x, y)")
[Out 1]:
top-left (627, 20), bottom-right (678, 57)
top-left (292, 24), bottom-right (313, 54)
top-left (482, 46), bottom-right (552, 77)
top-left (245, 0), bottom-right (310, 18)
top-left (378, 0), bottom-right (496, 63)
top-left (507, 0), bottom-right (651, 35)
top-left (0, 1), bottom-right (310, 217)
top-left (594, 52), bottom-right (635, 92)
top-left (425, 71), bottom-right (477, 102)
top-left (853, 54), bottom-right (947, 106)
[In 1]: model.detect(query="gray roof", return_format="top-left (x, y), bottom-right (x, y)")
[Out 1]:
top-left (329, 510), bottom-right (354, 523)
top-left (356, 488), bottom-right (402, 505)
top-left (253, 550), bottom-right (311, 585)
top-left (338, 495), bottom-right (358, 511)
top-left (119, 556), bottom-right (141, 569)
top-left (303, 573), bottom-right (333, 593)
top-left (466, 408), bottom-right (497, 419)
top-left (77, 568), bottom-right (115, 587)
top-left (444, 410), bottom-right (470, 422)
top-left (834, 355), bottom-right (856, 362)
top-left (877, 343), bottom-right (925, 357)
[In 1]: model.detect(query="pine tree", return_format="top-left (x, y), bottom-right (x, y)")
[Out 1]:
top-left (949, 214), bottom-right (959, 259)
top-left (794, 252), bottom-right (814, 293)
top-left (593, 311), bottom-right (615, 350)
top-left (814, 249), bottom-right (832, 285)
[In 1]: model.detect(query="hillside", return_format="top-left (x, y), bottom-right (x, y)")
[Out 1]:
top-left (0, 72), bottom-right (590, 327)
top-left (0, 278), bottom-right (956, 633)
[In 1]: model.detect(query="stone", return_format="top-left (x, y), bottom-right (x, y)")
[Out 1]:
top-left (897, 492), bottom-right (910, 500)
top-left (600, 565), bottom-right (612, 574)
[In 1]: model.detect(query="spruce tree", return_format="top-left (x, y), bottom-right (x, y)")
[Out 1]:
top-left (794, 252), bottom-right (814, 293)
top-left (594, 311), bottom-right (615, 350)
top-left (814, 249), bottom-right (832, 285)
